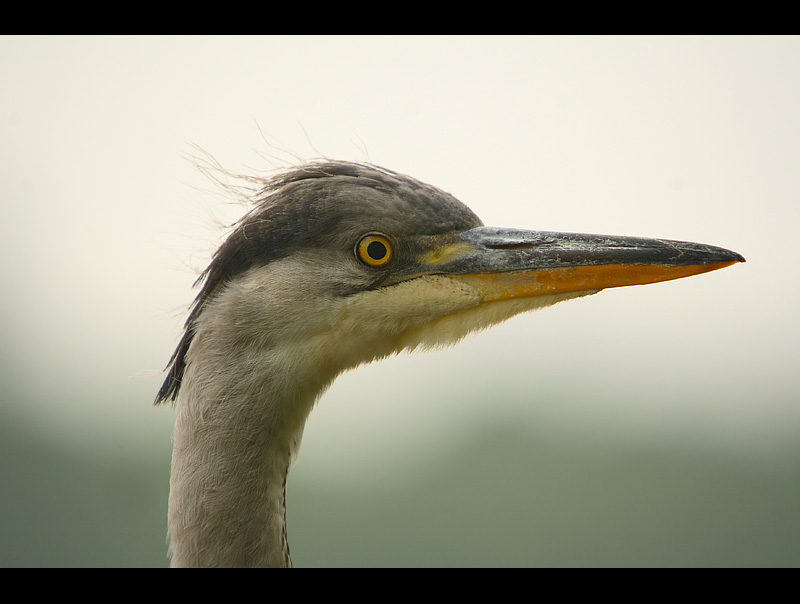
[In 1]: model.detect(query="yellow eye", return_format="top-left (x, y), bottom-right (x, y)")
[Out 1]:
top-left (356, 234), bottom-right (394, 267)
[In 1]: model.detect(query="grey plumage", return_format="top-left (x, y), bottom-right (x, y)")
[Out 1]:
top-left (156, 162), bottom-right (480, 405)
top-left (158, 159), bottom-right (743, 567)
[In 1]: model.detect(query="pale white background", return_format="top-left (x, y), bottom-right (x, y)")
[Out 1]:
top-left (1, 36), bottom-right (797, 566)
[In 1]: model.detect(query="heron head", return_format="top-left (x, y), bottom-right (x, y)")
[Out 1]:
top-left (156, 161), bottom-right (743, 404)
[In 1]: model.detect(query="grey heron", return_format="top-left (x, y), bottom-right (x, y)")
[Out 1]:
top-left (156, 161), bottom-right (744, 567)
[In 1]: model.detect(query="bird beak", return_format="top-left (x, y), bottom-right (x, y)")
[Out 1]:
top-left (415, 226), bottom-right (745, 300)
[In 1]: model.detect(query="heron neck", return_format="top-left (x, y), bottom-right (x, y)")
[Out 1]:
top-left (167, 343), bottom-right (324, 568)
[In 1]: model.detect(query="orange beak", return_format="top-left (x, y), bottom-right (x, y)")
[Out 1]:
top-left (413, 227), bottom-right (744, 299)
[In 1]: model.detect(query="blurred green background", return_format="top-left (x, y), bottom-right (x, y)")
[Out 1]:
top-left (2, 36), bottom-right (798, 567)
top-left (3, 403), bottom-right (798, 567)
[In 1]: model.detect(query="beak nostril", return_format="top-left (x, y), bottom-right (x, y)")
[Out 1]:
top-left (485, 242), bottom-right (538, 251)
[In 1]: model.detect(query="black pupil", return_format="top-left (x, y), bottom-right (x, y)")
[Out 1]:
top-left (367, 240), bottom-right (387, 260)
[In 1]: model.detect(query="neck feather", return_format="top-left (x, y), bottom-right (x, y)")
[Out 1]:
top-left (167, 335), bottom-right (328, 568)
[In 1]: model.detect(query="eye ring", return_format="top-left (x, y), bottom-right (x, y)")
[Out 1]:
top-left (356, 233), bottom-right (394, 268)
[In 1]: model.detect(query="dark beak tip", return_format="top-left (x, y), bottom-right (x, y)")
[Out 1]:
top-left (724, 249), bottom-right (746, 264)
